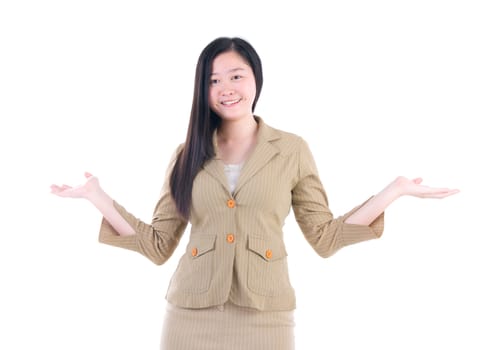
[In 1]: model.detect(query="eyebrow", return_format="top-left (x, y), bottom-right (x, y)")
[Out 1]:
top-left (210, 67), bottom-right (246, 76)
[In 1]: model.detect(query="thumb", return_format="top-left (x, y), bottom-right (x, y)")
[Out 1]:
top-left (412, 177), bottom-right (423, 184)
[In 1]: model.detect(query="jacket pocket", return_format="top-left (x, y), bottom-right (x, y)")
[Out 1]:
top-left (247, 236), bottom-right (292, 296)
top-left (169, 235), bottom-right (216, 294)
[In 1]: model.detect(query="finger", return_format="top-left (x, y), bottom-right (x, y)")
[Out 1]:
top-left (51, 184), bottom-right (68, 191)
top-left (50, 184), bottom-right (61, 193)
top-left (50, 184), bottom-right (70, 195)
top-left (427, 187), bottom-right (457, 194)
top-left (441, 189), bottom-right (460, 197)
top-left (85, 172), bottom-right (93, 178)
top-left (413, 177), bottom-right (423, 184)
top-left (422, 189), bottom-right (460, 198)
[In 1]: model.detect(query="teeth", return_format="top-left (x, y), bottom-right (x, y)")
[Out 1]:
top-left (222, 99), bottom-right (240, 105)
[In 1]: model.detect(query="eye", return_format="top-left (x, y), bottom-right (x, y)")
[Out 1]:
top-left (232, 75), bottom-right (242, 80)
top-left (210, 78), bottom-right (220, 85)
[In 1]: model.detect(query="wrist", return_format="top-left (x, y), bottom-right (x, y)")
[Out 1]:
top-left (85, 186), bottom-right (108, 205)
top-left (375, 177), bottom-right (404, 204)
top-left (387, 176), bottom-right (409, 199)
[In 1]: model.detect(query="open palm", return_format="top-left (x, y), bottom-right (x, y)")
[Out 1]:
top-left (50, 172), bottom-right (100, 199)
top-left (396, 176), bottom-right (459, 199)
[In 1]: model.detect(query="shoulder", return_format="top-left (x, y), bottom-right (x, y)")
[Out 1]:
top-left (163, 143), bottom-right (185, 174)
top-left (259, 117), bottom-right (308, 156)
top-left (174, 142), bottom-right (185, 155)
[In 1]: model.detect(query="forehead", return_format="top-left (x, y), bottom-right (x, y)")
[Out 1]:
top-left (211, 51), bottom-right (251, 74)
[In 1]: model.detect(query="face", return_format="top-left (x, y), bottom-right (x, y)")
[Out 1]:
top-left (208, 51), bottom-right (257, 122)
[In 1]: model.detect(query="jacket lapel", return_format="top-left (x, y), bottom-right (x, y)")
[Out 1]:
top-left (202, 159), bottom-right (231, 194)
top-left (234, 118), bottom-right (281, 194)
top-left (201, 117), bottom-right (281, 195)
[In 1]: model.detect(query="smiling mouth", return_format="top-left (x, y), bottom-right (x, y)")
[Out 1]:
top-left (221, 98), bottom-right (241, 106)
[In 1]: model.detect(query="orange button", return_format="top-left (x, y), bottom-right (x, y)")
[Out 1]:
top-left (226, 234), bottom-right (235, 243)
top-left (265, 249), bottom-right (273, 259)
top-left (191, 247), bottom-right (198, 257)
top-left (227, 199), bottom-right (235, 208)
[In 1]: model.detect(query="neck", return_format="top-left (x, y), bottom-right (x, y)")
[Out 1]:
top-left (217, 115), bottom-right (258, 143)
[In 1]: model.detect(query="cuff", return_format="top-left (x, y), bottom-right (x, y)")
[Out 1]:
top-left (340, 196), bottom-right (385, 246)
top-left (98, 201), bottom-right (139, 252)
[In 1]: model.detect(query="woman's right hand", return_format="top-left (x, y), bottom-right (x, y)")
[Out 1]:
top-left (50, 172), bottom-right (101, 200)
top-left (51, 172), bottom-right (135, 235)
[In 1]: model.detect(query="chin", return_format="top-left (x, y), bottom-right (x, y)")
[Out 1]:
top-left (219, 113), bottom-right (253, 122)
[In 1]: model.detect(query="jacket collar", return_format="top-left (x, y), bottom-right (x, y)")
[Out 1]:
top-left (203, 116), bottom-right (282, 195)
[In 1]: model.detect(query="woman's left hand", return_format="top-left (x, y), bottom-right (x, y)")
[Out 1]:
top-left (392, 176), bottom-right (459, 199)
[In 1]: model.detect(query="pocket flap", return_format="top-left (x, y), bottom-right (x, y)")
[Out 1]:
top-left (247, 236), bottom-right (287, 262)
top-left (188, 235), bottom-right (216, 258)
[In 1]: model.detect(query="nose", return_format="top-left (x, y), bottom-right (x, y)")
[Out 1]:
top-left (221, 89), bottom-right (234, 96)
top-left (219, 81), bottom-right (235, 96)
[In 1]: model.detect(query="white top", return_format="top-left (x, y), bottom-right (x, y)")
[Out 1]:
top-left (224, 163), bottom-right (243, 194)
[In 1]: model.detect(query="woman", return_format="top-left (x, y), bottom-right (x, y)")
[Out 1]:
top-left (51, 37), bottom-right (459, 349)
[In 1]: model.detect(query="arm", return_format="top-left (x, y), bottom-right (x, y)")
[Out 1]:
top-left (345, 176), bottom-right (460, 225)
top-left (293, 138), bottom-right (385, 257)
top-left (51, 172), bottom-right (135, 236)
top-left (50, 144), bottom-right (188, 264)
top-left (51, 171), bottom-right (188, 264)
top-left (293, 139), bottom-right (459, 258)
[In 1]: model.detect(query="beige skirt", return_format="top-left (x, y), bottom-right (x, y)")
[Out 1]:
top-left (160, 302), bottom-right (295, 350)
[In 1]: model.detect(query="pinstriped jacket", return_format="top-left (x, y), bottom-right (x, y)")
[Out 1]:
top-left (99, 117), bottom-right (384, 311)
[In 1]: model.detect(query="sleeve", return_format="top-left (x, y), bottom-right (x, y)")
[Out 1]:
top-left (98, 145), bottom-right (188, 265)
top-left (292, 138), bottom-right (384, 258)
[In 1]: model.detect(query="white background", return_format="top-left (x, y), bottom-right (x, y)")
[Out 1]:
top-left (1, 0), bottom-right (479, 349)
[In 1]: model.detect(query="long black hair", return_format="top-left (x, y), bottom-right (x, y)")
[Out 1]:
top-left (169, 37), bottom-right (263, 219)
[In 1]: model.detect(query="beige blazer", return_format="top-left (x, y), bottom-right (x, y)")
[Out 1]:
top-left (99, 117), bottom-right (384, 311)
